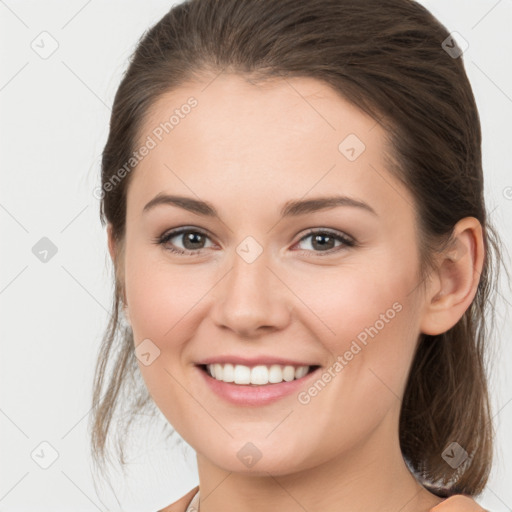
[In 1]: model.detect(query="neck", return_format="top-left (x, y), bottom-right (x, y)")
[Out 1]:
top-left (194, 410), bottom-right (444, 512)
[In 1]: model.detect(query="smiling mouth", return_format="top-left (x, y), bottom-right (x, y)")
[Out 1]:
top-left (197, 363), bottom-right (321, 386)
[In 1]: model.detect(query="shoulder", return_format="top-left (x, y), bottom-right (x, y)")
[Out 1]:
top-left (157, 486), bottom-right (199, 512)
top-left (157, 488), bottom-right (487, 512)
top-left (430, 494), bottom-right (488, 511)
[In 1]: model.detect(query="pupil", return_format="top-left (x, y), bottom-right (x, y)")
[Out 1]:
top-left (313, 234), bottom-right (333, 251)
top-left (184, 232), bottom-right (204, 249)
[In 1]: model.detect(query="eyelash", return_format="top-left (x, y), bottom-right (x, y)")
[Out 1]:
top-left (154, 226), bottom-right (356, 257)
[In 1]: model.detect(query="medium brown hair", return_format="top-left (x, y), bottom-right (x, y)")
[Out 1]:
top-left (90, 0), bottom-right (504, 496)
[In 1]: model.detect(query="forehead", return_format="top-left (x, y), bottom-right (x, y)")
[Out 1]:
top-left (138, 73), bottom-right (379, 155)
top-left (127, 73), bottom-right (409, 220)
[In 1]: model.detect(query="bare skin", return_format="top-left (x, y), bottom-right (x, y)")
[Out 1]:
top-left (108, 74), bottom-right (485, 512)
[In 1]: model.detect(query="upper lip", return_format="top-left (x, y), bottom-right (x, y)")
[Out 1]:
top-left (195, 355), bottom-right (321, 367)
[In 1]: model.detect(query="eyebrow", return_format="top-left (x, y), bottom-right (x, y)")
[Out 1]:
top-left (142, 193), bottom-right (377, 218)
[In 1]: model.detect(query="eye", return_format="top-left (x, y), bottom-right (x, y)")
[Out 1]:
top-left (292, 228), bottom-right (355, 256)
top-left (154, 227), bottom-right (215, 256)
top-left (154, 226), bottom-right (356, 257)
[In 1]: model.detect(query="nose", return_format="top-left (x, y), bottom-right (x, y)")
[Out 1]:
top-left (210, 248), bottom-right (292, 338)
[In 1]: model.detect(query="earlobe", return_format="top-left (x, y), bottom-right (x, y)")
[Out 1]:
top-left (420, 217), bottom-right (484, 336)
top-left (107, 223), bottom-right (116, 263)
top-left (107, 223), bottom-right (129, 310)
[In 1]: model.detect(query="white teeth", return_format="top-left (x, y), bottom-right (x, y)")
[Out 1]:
top-left (250, 365), bottom-right (268, 385)
top-left (205, 363), bottom-right (312, 385)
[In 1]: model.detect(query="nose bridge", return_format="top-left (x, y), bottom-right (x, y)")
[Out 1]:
top-left (211, 238), bottom-right (291, 335)
top-left (230, 240), bottom-right (271, 295)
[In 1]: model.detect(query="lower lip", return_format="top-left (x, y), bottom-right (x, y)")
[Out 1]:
top-left (196, 365), bottom-right (321, 406)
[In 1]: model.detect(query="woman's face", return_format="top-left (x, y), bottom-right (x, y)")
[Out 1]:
top-left (119, 74), bottom-right (427, 475)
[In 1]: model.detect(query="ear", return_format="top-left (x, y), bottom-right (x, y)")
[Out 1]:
top-left (420, 217), bottom-right (484, 336)
top-left (107, 224), bottom-right (129, 319)
top-left (107, 223), bottom-right (116, 263)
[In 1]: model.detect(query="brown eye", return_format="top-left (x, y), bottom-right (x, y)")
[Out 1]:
top-left (294, 229), bottom-right (355, 255)
top-left (157, 227), bottom-right (214, 255)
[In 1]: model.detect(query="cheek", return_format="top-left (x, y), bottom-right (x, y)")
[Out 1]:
top-left (123, 246), bottom-right (210, 432)
top-left (288, 266), bottom-right (421, 454)
top-left (288, 256), bottom-right (421, 390)
top-left (292, 256), bottom-right (416, 334)
top-left (124, 245), bottom-right (211, 341)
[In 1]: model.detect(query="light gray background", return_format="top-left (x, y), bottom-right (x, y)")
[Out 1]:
top-left (1, 1), bottom-right (511, 510)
